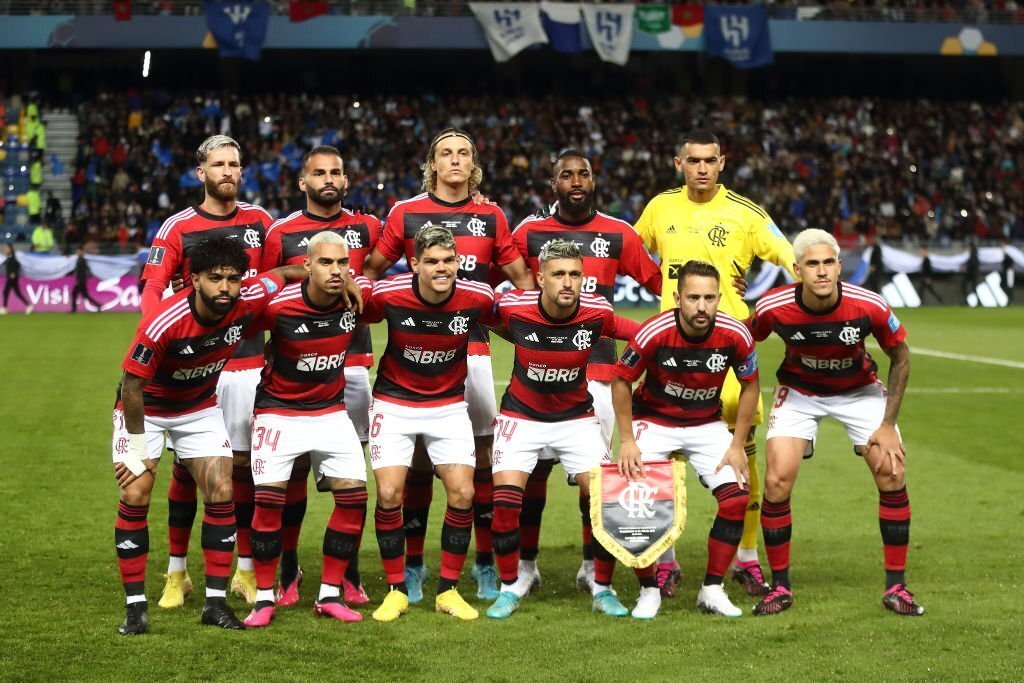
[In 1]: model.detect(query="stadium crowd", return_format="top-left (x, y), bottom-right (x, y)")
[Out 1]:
top-left (62, 91), bottom-right (1023, 252)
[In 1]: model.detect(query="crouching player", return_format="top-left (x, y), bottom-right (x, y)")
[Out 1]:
top-left (486, 239), bottom-right (649, 619)
top-left (363, 225), bottom-right (497, 622)
top-left (243, 231), bottom-right (373, 627)
top-left (111, 237), bottom-right (302, 635)
top-left (612, 260), bottom-right (759, 618)
top-left (748, 229), bottom-right (922, 616)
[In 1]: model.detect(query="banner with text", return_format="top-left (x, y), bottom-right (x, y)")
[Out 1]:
top-left (704, 4), bottom-right (772, 68)
top-left (469, 2), bottom-right (549, 62)
top-left (581, 4), bottom-right (635, 65)
top-left (3, 275), bottom-right (141, 313)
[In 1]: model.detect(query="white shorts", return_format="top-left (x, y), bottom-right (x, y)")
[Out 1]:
top-left (250, 412), bottom-right (366, 486)
top-left (216, 367), bottom-right (261, 452)
top-left (466, 354), bottom-right (497, 437)
top-left (539, 379), bottom-right (612, 463)
top-left (766, 382), bottom-right (899, 448)
top-left (344, 366), bottom-right (372, 444)
top-left (492, 414), bottom-right (610, 478)
top-left (368, 399), bottom-right (476, 471)
top-left (632, 419), bottom-right (740, 490)
top-left (111, 406), bottom-right (232, 462)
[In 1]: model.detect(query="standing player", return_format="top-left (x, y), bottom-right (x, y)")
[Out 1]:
top-left (485, 239), bottom-right (649, 620)
top-left (141, 135), bottom-right (272, 608)
top-left (111, 237), bottom-right (301, 635)
top-left (363, 128), bottom-right (533, 602)
top-left (260, 146), bottom-right (379, 607)
top-left (748, 229), bottom-right (923, 616)
top-left (635, 129), bottom-right (797, 597)
top-left (243, 232), bottom-right (373, 627)
top-left (511, 150), bottom-right (662, 592)
top-left (612, 260), bottom-right (759, 619)
top-left (362, 226), bottom-right (496, 622)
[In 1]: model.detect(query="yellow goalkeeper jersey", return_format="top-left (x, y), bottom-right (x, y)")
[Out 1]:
top-left (635, 184), bottom-right (798, 317)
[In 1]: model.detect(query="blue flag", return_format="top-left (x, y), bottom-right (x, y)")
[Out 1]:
top-left (204, 1), bottom-right (270, 61)
top-left (540, 1), bottom-right (582, 54)
top-left (704, 5), bottom-right (772, 68)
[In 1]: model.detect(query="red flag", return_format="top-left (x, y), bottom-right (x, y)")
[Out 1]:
top-left (671, 3), bottom-right (703, 27)
top-left (113, 0), bottom-right (132, 21)
top-left (289, 0), bottom-right (329, 22)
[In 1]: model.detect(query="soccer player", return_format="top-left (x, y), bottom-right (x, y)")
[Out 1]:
top-left (362, 225), bottom-right (496, 622)
top-left (612, 260), bottom-right (759, 619)
top-left (111, 236), bottom-right (302, 635)
top-left (485, 239), bottom-right (648, 620)
top-left (634, 128), bottom-right (797, 597)
top-left (748, 229), bottom-right (923, 617)
top-left (363, 128), bottom-right (533, 603)
top-left (260, 145), bottom-right (380, 607)
top-left (242, 231), bottom-right (373, 627)
top-left (511, 150), bottom-right (662, 592)
top-left (141, 135), bottom-right (272, 608)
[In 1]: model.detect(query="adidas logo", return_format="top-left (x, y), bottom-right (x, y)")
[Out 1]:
top-left (666, 225), bottom-right (677, 234)
top-left (295, 324), bottom-right (310, 334)
top-left (116, 540), bottom-right (140, 550)
top-left (662, 357), bottom-right (678, 367)
top-left (223, 534), bottom-right (237, 544)
top-left (297, 237), bottom-right (310, 248)
top-left (790, 331), bottom-right (806, 341)
top-left (525, 332), bottom-right (540, 343)
top-left (179, 345), bottom-right (194, 355)
top-left (401, 317), bottom-right (416, 327)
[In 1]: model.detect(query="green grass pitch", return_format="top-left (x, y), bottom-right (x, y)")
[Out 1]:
top-left (1, 306), bottom-right (1022, 681)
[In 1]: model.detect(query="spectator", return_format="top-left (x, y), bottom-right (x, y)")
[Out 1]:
top-left (31, 222), bottom-right (54, 252)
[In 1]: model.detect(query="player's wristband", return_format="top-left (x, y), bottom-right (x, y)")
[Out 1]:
top-left (117, 433), bottom-right (149, 477)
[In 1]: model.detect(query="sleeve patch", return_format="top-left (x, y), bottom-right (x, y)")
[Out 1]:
top-left (130, 342), bottom-right (154, 366)
top-left (147, 247), bottom-right (165, 266)
top-left (736, 352), bottom-right (758, 377)
top-left (259, 277), bottom-right (279, 295)
top-left (887, 312), bottom-right (901, 334)
top-left (767, 222), bottom-right (784, 239)
top-left (619, 347), bottom-right (642, 369)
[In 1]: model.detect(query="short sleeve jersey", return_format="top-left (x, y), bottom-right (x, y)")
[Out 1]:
top-left (261, 208), bottom-right (381, 367)
top-left (362, 273), bottom-right (496, 407)
top-left (634, 184), bottom-right (797, 318)
top-left (511, 210), bottom-right (662, 381)
top-left (142, 201), bottom-right (273, 370)
top-left (616, 309), bottom-right (758, 427)
top-left (250, 276), bottom-right (373, 416)
top-left (122, 273), bottom-right (284, 418)
top-left (497, 289), bottom-right (624, 422)
top-left (376, 192), bottom-right (518, 355)
top-left (749, 282), bottom-right (907, 396)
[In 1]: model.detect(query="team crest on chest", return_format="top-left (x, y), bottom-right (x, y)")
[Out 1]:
top-left (339, 311), bottom-right (356, 333)
top-left (449, 314), bottom-right (471, 335)
top-left (224, 325), bottom-right (243, 344)
top-left (706, 353), bottom-right (727, 372)
top-left (590, 234), bottom-right (610, 258)
top-left (243, 228), bottom-right (262, 249)
top-left (708, 225), bottom-right (727, 247)
top-left (466, 216), bottom-right (487, 237)
top-left (839, 325), bottom-right (861, 345)
top-left (344, 231), bottom-right (362, 249)
top-left (572, 328), bottom-right (593, 350)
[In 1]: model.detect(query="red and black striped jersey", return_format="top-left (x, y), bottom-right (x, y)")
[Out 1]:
top-left (141, 201), bottom-right (273, 370)
top-left (511, 210), bottom-right (662, 381)
top-left (261, 208), bottom-right (381, 367)
top-left (362, 273), bottom-right (496, 408)
top-left (249, 276), bottom-right (373, 417)
top-left (376, 192), bottom-right (519, 355)
top-left (617, 309), bottom-right (758, 427)
top-left (497, 289), bottom-right (638, 422)
top-left (121, 273), bottom-right (284, 418)
top-left (749, 282), bottom-right (906, 396)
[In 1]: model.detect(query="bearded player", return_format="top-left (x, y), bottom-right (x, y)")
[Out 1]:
top-left (259, 146), bottom-right (379, 607)
top-left (363, 128), bottom-right (533, 603)
top-left (613, 260), bottom-right (759, 619)
top-left (748, 229), bottom-right (923, 617)
top-left (511, 150), bottom-right (661, 592)
top-left (635, 129), bottom-right (798, 597)
top-left (141, 135), bottom-right (272, 608)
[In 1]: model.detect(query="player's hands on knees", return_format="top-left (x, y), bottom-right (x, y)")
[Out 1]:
top-left (113, 458), bottom-right (156, 489)
top-left (617, 441), bottom-right (646, 481)
top-left (716, 444), bottom-right (749, 489)
top-left (867, 424), bottom-right (905, 478)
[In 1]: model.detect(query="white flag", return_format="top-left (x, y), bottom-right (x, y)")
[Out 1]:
top-left (469, 2), bottom-right (549, 63)
top-left (581, 4), bottom-right (635, 65)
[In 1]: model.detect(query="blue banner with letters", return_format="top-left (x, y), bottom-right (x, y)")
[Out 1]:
top-left (204, 1), bottom-right (270, 61)
top-left (703, 5), bottom-right (772, 68)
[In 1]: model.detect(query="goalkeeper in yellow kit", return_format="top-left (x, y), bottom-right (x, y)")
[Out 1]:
top-left (635, 129), bottom-right (798, 599)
